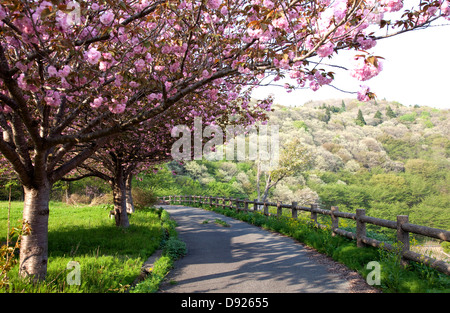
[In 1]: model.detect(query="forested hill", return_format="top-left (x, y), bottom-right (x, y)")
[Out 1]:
top-left (151, 98), bottom-right (449, 230)
top-left (270, 98), bottom-right (449, 173)
top-left (262, 99), bottom-right (450, 229)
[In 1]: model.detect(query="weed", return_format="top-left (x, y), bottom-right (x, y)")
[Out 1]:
top-left (214, 219), bottom-right (230, 227)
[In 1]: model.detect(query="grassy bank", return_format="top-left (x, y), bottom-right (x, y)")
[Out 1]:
top-left (0, 201), bottom-right (167, 293)
top-left (192, 202), bottom-right (449, 293)
top-left (129, 209), bottom-right (186, 293)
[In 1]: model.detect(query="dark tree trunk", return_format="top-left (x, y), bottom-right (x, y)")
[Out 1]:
top-left (112, 167), bottom-right (130, 228)
top-left (19, 182), bottom-right (51, 281)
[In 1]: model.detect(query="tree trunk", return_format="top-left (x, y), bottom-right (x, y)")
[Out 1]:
top-left (262, 173), bottom-right (272, 203)
top-left (125, 174), bottom-right (135, 214)
top-left (112, 170), bottom-right (130, 228)
top-left (19, 183), bottom-right (51, 281)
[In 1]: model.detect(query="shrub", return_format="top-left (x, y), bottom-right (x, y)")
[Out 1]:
top-left (163, 237), bottom-right (187, 260)
top-left (90, 193), bottom-right (113, 206)
top-left (398, 112), bottom-right (417, 122)
top-left (67, 193), bottom-right (91, 205)
top-left (132, 187), bottom-right (157, 209)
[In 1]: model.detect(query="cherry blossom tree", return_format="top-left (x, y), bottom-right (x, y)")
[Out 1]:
top-left (0, 0), bottom-right (448, 281)
top-left (63, 129), bottom-right (172, 228)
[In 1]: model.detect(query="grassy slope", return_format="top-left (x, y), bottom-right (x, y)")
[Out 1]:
top-left (0, 201), bottom-right (162, 292)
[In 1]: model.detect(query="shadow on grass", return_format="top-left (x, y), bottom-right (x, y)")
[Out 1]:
top-left (48, 223), bottom-right (162, 259)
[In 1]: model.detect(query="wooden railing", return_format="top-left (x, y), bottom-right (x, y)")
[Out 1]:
top-left (158, 195), bottom-right (450, 276)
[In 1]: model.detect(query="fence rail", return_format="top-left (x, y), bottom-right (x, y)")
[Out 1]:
top-left (158, 195), bottom-right (450, 276)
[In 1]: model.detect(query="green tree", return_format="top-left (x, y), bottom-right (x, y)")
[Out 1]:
top-left (386, 105), bottom-right (397, 118)
top-left (355, 109), bottom-right (366, 126)
top-left (374, 110), bottom-right (382, 119)
top-left (340, 100), bottom-right (346, 112)
top-left (256, 138), bottom-right (314, 202)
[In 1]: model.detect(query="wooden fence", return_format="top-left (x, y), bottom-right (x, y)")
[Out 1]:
top-left (158, 195), bottom-right (450, 276)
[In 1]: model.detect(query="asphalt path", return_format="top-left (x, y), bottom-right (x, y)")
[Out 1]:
top-left (158, 205), bottom-right (351, 293)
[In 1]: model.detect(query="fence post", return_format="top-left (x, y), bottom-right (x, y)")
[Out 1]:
top-left (235, 198), bottom-right (239, 212)
top-left (292, 202), bottom-right (298, 219)
top-left (253, 199), bottom-right (258, 211)
top-left (356, 209), bottom-right (366, 248)
top-left (244, 199), bottom-right (249, 211)
top-left (310, 204), bottom-right (318, 225)
top-left (263, 201), bottom-right (269, 216)
top-left (331, 206), bottom-right (339, 237)
top-left (397, 215), bottom-right (410, 266)
top-left (277, 201), bottom-right (282, 217)
top-left (209, 196), bottom-right (212, 207)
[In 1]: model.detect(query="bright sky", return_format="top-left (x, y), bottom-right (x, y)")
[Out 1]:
top-left (253, 4), bottom-right (450, 110)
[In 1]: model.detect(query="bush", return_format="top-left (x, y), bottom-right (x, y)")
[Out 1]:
top-left (163, 237), bottom-right (187, 260)
top-left (132, 187), bottom-right (157, 209)
top-left (90, 193), bottom-right (113, 206)
top-left (67, 193), bottom-right (91, 205)
top-left (399, 112), bottom-right (417, 123)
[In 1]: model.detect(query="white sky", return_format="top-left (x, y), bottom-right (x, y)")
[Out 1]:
top-left (253, 3), bottom-right (450, 110)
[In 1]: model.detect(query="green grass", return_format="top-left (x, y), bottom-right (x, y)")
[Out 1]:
top-left (0, 201), bottom-right (164, 293)
top-left (129, 208), bottom-right (186, 293)
top-left (190, 202), bottom-right (450, 293)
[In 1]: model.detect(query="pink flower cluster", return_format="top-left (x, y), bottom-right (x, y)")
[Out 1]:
top-left (44, 90), bottom-right (61, 107)
top-left (316, 42), bottom-right (335, 58)
top-left (350, 55), bottom-right (383, 81)
top-left (357, 85), bottom-right (371, 102)
top-left (48, 65), bottom-right (71, 78)
top-left (85, 47), bottom-right (101, 65)
top-left (207, 0), bottom-right (222, 10)
top-left (379, 0), bottom-right (403, 12)
top-left (442, 1), bottom-right (450, 17)
top-left (100, 10), bottom-right (114, 25)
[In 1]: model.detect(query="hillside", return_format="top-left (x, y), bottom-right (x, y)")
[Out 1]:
top-left (270, 98), bottom-right (449, 172)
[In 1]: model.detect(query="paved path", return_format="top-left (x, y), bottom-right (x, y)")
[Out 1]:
top-left (158, 205), bottom-right (351, 293)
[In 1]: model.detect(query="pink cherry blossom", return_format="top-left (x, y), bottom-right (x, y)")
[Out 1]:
top-left (357, 85), bottom-right (371, 102)
top-left (333, 0), bottom-right (348, 20)
top-left (272, 16), bottom-right (289, 30)
top-left (207, 0), bottom-right (222, 10)
top-left (134, 59), bottom-right (146, 72)
top-left (44, 90), bottom-right (61, 107)
top-left (263, 0), bottom-right (275, 9)
top-left (85, 47), bottom-right (101, 65)
top-left (220, 6), bottom-right (228, 15)
top-left (380, 0), bottom-right (403, 12)
top-left (350, 55), bottom-right (383, 81)
top-left (90, 97), bottom-right (104, 108)
top-left (316, 42), bottom-right (335, 58)
top-left (202, 69), bottom-right (210, 79)
top-left (0, 6), bottom-right (7, 20)
top-left (48, 65), bottom-right (58, 77)
top-left (100, 11), bottom-right (114, 25)
top-left (58, 65), bottom-right (71, 78)
top-left (442, 1), bottom-right (450, 16)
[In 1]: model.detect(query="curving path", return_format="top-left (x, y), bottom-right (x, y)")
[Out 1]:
top-left (157, 205), bottom-right (354, 293)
